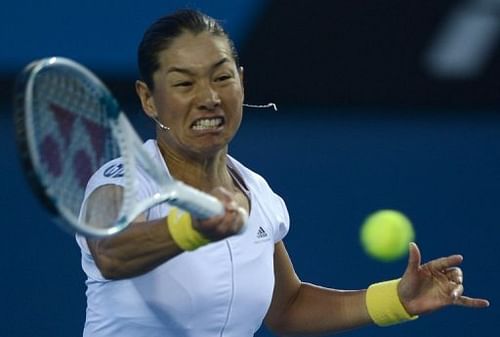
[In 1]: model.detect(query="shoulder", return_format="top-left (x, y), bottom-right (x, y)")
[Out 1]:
top-left (228, 156), bottom-right (290, 241)
top-left (87, 157), bottom-right (125, 191)
top-left (227, 155), bottom-right (288, 214)
top-left (85, 139), bottom-right (159, 196)
top-left (227, 156), bottom-right (272, 192)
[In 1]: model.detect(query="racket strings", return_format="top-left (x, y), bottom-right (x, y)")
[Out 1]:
top-left (30, 69), bottom-right (122, 226)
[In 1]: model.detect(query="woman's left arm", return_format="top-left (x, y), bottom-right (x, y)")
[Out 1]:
top-left (264, 241), bottom-right (372, 336)
top-left (264, 241), bottom-right (490, 336)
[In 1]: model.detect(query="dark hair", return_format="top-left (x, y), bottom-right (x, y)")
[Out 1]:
top-left (138, 9), bottom-right (239, 89)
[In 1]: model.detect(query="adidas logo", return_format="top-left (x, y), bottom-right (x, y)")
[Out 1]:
top-left (256, 226), bottom-right (268, 239)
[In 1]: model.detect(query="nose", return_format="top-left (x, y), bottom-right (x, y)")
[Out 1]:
top-left (196, 82), bottom-right (221, 111)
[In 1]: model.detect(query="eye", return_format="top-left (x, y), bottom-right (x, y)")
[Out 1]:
top-left (215, 74), bottom-right (232, 82)
top-left (173, 81), bottom-right (192, 87)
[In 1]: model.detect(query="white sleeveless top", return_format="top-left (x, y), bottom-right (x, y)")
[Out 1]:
top-left (76, 140), bottom-right (289, 337)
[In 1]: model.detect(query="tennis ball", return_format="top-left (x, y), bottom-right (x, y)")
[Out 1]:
top-left (360, 209), bottom-right (415, 262)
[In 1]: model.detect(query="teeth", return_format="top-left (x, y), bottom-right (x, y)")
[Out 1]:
top-left (192, 118), bottom-right (223, 130)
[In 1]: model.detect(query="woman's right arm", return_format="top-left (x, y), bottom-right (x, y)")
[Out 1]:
top-left (84, 185), bottom-right (244, 280)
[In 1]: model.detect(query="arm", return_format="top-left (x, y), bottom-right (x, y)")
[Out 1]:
top-left (85, 185), bottom-right (245, 280)
top-left (265, 241), bottom-right (372, 336)
top-left (86, 216), bottom-right (179, 280)
top-left (265, 241), bottom-right (490, 336)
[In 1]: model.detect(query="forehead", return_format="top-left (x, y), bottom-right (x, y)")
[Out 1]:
top-left (158, 31), bottom-right (235, 72)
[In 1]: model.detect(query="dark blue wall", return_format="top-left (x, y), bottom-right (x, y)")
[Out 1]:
top-left (0, 0), bottom-right (266, 75)
top-left (1, 1), bottom-right (498, 335)
top-left (1, 107), bottom-right (498, 336)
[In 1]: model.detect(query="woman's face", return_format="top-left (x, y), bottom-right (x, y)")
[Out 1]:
top-left (139, 31), bottom-right (244, 159)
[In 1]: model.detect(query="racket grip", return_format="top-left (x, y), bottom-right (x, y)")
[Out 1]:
top-left (169, 181), bottom-right (225, 219)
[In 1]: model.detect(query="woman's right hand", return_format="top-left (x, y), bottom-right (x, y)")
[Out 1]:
top-left (192, 186), bottom-right (248, 241)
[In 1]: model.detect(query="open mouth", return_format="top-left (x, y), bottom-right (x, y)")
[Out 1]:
top-left (191, 117), bottom-right (224, 131)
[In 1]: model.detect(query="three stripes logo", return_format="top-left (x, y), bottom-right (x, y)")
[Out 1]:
top-left (255, 226), bottom-right (270, 243)
top-left (257, 226), bottom-right (268, 239)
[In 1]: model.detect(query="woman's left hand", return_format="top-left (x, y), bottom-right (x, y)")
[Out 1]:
top-left (398, 242), bottom-right (490, 316)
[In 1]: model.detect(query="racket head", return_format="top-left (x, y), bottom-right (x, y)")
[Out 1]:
top-left (13, 57), bottom-right (130, 237)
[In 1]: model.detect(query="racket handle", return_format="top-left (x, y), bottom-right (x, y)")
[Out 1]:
top-left (169, 181), bottom-right (225, 219)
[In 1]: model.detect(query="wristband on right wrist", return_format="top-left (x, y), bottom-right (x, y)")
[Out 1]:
top-left (366, 278), bottom-right (419, 327)
top-left (167, 207), bottom-right (210, 251)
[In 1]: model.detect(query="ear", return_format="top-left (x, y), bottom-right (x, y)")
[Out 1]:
top-left (135, 80), bottom-right (157, 118)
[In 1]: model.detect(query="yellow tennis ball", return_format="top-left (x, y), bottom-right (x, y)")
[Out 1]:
top-left (360, 209), bottom-right (415, 262)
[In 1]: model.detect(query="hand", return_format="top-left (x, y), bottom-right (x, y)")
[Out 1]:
top-left (192, 186), bottom-right (247, 241)
top-left (398, 242), bottom-right (490, 316)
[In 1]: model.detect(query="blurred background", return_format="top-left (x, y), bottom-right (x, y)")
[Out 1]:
top-left (1, 0), bottom-right (499, 336)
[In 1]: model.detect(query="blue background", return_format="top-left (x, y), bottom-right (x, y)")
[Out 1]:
top-left (0, 0), bottom-right (266, 75)
top-left (1, 1), bottom-right (498, 336)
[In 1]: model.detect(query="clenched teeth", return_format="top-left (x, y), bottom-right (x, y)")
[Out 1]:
top-left (192, 117), bottom-right (224, 130)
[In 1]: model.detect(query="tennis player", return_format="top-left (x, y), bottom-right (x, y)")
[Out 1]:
top-left (76, 9), bottom-right (490, 337)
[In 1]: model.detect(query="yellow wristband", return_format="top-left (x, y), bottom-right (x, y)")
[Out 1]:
top-left (167, 207), bottom-right (210, 251)
top-left (366, 279), bottom-right (418, 327)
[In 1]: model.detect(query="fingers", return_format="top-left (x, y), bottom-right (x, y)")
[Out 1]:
top-left (446, 267), bottom-right (463, 285)
top-left (408, 243), bottom-right (464, 273)
top-left (405, 242), bottom-right (421, 273)
top-left (451, 283), bottom-right (464, 301)
top-left (194, 186), bottom-right (247, 240)
top-left (211, 187), bottom-right (244, 215)
top-left (427, 254), bottom-right (463, 272)
top-left (210, 186), bottom-right (235, 206)
top-left (196, 208), bottom-right (240, 240)
top-left (236, 206), bottom-right (249, 232)
top-left (401, 244), bottom-right (490, 312)
top-left (211, 186), bottom-right (248, 222)
top-left (446, 268), bottom-right (489, 309)
top-left (453, 295), bottom-right (490, 308)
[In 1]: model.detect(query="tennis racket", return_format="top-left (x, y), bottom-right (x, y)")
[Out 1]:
top-left (14, 56), bottom-right (232, 237)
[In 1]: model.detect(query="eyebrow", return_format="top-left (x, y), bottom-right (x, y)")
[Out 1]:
top-left (166, 58), bottom-right (230, 75)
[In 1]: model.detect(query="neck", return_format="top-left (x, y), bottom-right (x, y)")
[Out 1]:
top-left (157, 141), bottom-right (233, 193)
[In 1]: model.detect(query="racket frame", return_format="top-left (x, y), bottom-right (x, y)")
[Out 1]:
top-left (14, 57), bottom-right (225, 237)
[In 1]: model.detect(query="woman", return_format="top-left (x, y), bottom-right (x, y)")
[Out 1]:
top-left (76, 9), bottom-right (489, 337)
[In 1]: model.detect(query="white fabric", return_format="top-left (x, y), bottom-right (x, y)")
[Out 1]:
top-left (76, 140), bottom-right (289, 337)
